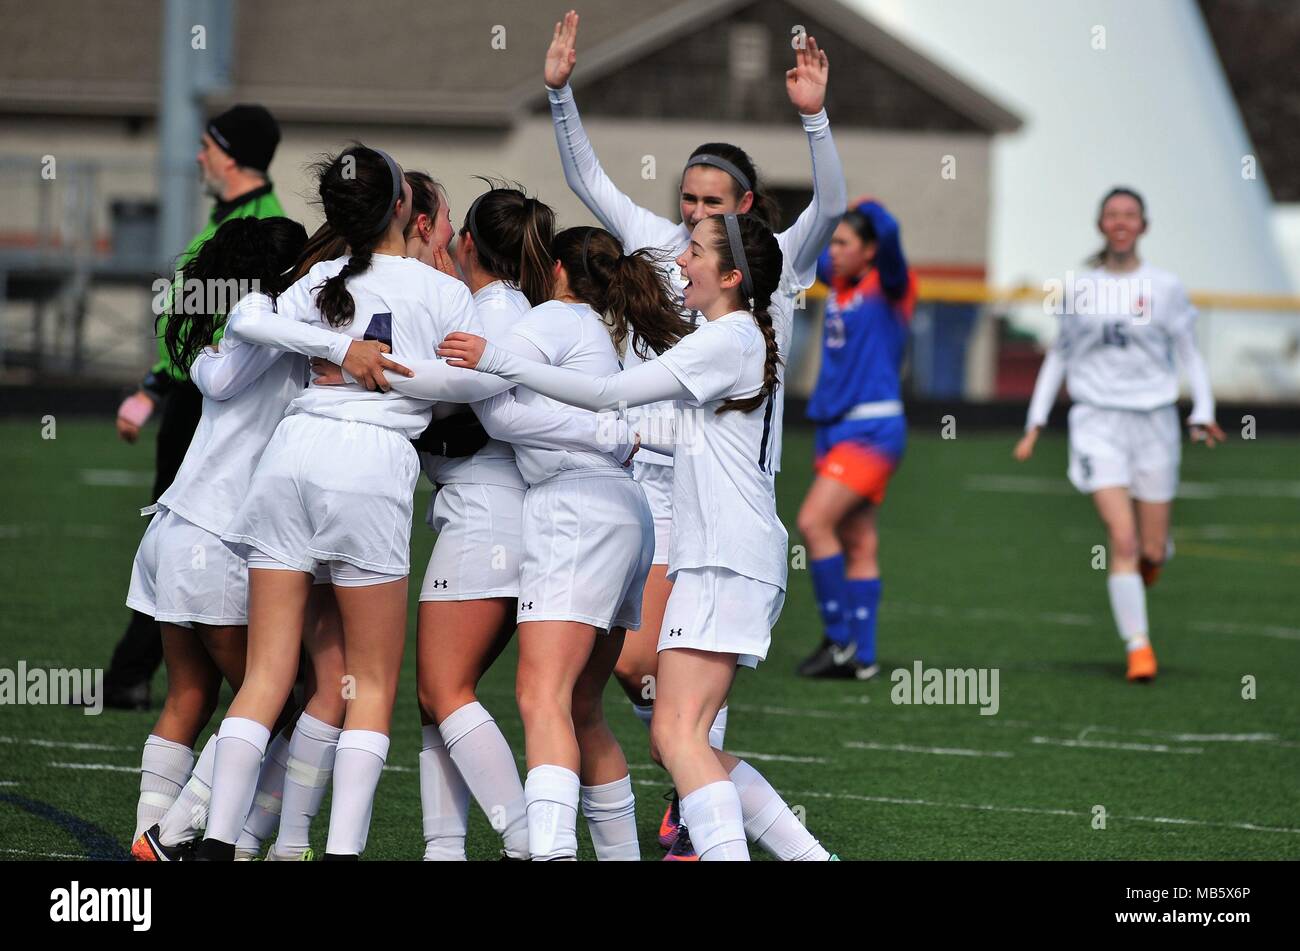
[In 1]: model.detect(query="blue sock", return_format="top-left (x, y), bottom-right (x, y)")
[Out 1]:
top-left (846, 578), bottom-right (882, 664)
top-left (810, 554), bottom-right (850, 646)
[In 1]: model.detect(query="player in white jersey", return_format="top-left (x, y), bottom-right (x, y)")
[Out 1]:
top-left (126, 217), bottom-right (397, 861)
top-left (544, 12), bottom-right (846, 847)
top-left (365, 225), bottom-right (687, 859)
top-left (440, 213), bottom-right (836, 861)
top-left (1015, 187), bottom-right (1224, 683)
top-left (188, 145), bottom-right (485, 860)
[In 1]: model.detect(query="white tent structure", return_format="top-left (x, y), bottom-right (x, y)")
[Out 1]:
top-left (847, 0), bottom-right (1300, 402)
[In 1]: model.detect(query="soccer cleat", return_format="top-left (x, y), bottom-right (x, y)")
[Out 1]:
top-left (829, 853), bottom-right (840, 861)
top-left (1126, 644), bottom-right (1158, 682)
top-left (234, 847), bottom-right (262, 862)
top-left (797, 638), bottom-right (857, 678)
top-left (130, 824), bottom-right (194, 862)
top-left (266, 847), bottom-right (315, 861)
top-left (194, 838), bottom-right (236, 862)
top-left (80, 680), bottom-right (149, 712)
top-left (852, 661), bottom-right (881, 681)
top-left (662, 824), bottom-right (699, 861)
top-left (658, 790), bottom-right (681, 850)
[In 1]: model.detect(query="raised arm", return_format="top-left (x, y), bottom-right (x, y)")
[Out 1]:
top-left (190, 335), bottom-right (287, 402)
top-left (545, 11), bottom-right (682, 249)
top-left (777, 36), bottom-right (847, 287)
top-left (858, 200), bottom-right (909, 299)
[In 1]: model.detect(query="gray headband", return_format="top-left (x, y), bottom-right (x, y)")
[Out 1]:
top-left (369, 148), bottom-right (403, 236)
top-left (685, 154), bottom-right (753, 195)
top-left (723, 213), bottom-right (754, 304)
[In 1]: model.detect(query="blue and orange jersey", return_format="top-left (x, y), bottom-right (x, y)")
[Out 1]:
top-left (807, 201), bottom-right (915, 424)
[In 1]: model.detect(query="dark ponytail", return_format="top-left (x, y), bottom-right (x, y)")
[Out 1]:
top-left (461, 180), bottom-right (556, 306)
top-left (1088, 186), bottom-right (1146, 268)
top-left (707, 213), bottom-right (783, 415)
top-left (161, 216), bottom-right (308, 373)
top-left (552, 226), bottom-right (692, 359)
top-left (310, 144), bottom-right (403, 327)
top-left (289, 222), bottom-right (348, 282)
top-left (686, 143), bottom-right (781, 231)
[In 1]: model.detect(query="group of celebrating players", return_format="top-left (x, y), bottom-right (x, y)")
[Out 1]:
top-left (122, 10), bottom-right (1221, 862)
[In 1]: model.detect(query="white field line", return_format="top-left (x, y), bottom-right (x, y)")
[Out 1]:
top-left (0, 736), bottom-right (136, 752)
top-left (79, 469), bottom-right (152, 488)
top-left (49, 762), bottom-right (138, 773)
top-left (1029, 736), bottom-right (1203, 755)
top-left (964, 474), bottom-right (1300, 500)
top-left (884, 600), bottom-right (1300, 642)
top-left (844, 740), bottom-right (1013, 758)
top-left (727, 749), bottom-right (828, 764)
top-left (0, 848), bottom-right (91, 859)
top-left (626, 778), bottom-right (1300, 836)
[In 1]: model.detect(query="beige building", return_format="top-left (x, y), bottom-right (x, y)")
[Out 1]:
top-left (0, 0), bottom-right (1019, 386)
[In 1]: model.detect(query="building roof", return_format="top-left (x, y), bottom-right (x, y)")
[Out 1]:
top-left (0, 0), bottom-right (1019, 133)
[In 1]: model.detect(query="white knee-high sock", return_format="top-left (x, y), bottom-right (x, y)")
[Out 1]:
top-left (135, 735), bottom-right (193, 841)
top-left (1108, 572), bottom-right (1150, 650)
top-left (679, 781), bottom-right (749, 861)
top-left (158, 736), bottom-right (215, 847)
top-left (709, 705), bottom-right (729, 750)
top-left (325, 729), bottom-right (389, 857)
top-left (631, 701), bottom-right (653, 731)
top-left (236, 728), bottom-right (291, 854)
top-left (420, 723), bottom-right (470, 861)
top-left (730, 759), bottom-right (829, 861)
top-left (205, 717), bottom-right (270, 845)
top-left (524, 764), bottom-right (579, 861)
top-left (440, 702), bottom-right (528, 859)
top-left (580, 775), bottom-right (639, 861)
top-left (273, 712), bottom-right (340, 858)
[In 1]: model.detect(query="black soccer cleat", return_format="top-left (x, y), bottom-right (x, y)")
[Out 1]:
top-left (194, 838), bottom-right (236, 862)
top-left (797, 637), bottom-right (858, 678)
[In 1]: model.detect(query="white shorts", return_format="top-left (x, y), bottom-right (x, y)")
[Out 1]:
top-left (247, 550), bottom-right (403, 588)
top-left (659, 566), bottom-right (785, 669)
top-left (1068, 404), bottom-right (1181, 503)
top-left (633, 460), bottom-right (673, 566)
top-left (126, 506), bottom-right (247, 627)
top-left (222, 413), bottom-right (421, 575)
top-left (420, 482), bottom-right (524, 601)
top-left (518, 469), bottom-right (654, 630)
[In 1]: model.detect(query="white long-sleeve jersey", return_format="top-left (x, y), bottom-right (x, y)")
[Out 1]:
top-left (1025, 264), bottom-right (1216, 430)
top-left (549, 82), bottom-right (846, 472)
top-left (160, 294), bottom-right (307, 536)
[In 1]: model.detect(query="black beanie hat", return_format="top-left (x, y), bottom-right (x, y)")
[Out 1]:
top-left (206, 104), bottom-right (280, 173)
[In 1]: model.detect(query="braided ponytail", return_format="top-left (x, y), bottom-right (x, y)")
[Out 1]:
top-left (708, 213), bottom-right (783, 414)
top-left (310, 144), bottom-right (404, 327)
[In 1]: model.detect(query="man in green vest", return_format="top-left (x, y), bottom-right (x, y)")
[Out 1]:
top-left (105, 104), bottom-right (284, 710)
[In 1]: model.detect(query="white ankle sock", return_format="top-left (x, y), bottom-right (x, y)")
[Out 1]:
top-left (420, 723), bottom-right (469, 861)
top-left (205, 717), bottom-right (270, 845)
top-left (158, 736), bottom-right (215, 847)
top-left (236, 729), bottom-right (291, 853)
top-left (679, 781), bottom-right (749, 861)
top-left (324, 729), bottom-right (389, 857)
top-left (440, 702), bottom-right (528, 859)
top-left (273, 712), bottom-right (340, 858)
top-left (135, 735), bottom-right (193, 841)
top-left (524, 764), bottom-right (579, 861)
top-left (730, 759), bottom-right (828, 860)
top-left (1108, 572), bottom-right (1150, 650)
top-left (580, 775), bottom-right (639, 861)
top-left (709, 705), bottom-right (729, 750)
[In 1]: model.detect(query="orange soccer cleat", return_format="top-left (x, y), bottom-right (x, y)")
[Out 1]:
top-left (1126, 644), bottom-right (1158, 682)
